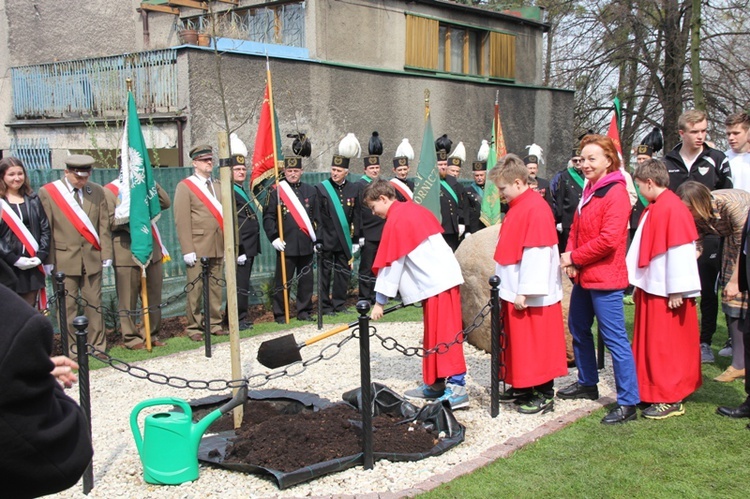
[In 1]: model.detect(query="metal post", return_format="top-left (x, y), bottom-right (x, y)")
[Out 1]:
top-left (356, 300), bottom-right (374, 470)
top-left (201, 257), bottom-right (212, 358)
top-left (489, 276), bottom-right (500, 418)
top-left (55, 272), bottom-right (69, 356)
top-left (316, 243), bottom-right (323, 330)
top-left (73, 316), bottom-right (94, 494)
top-left (597, 324), bottom-right (605, 370)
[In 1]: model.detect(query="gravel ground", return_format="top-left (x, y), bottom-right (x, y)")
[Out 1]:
top-left (52, 321), bottom-right (616, 499)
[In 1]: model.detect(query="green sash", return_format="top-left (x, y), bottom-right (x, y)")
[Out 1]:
top-left (634, 182), bottom-right (648, 208)
top-left (361, 175), bottom-right (373, 183)
top-left (440, 179), bottom-right (458, 204)
top-left (321, 179), bottom-right (353, 254)
top-left (567, 167), bottom-right (585, 190)
top-left (233, 183), bottom-right (257, 216)
top-left (470, 182), bottom-right (483, 200)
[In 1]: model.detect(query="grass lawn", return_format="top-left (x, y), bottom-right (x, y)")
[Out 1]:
top-left (424, 307), bottom-right (750, 498)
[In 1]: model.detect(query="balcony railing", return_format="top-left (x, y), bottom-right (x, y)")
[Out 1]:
top-left (11, 49), bottom-right (179, 120)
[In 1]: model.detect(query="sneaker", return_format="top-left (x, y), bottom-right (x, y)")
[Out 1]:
top-left (700, 343), bottom-right (715, 363)
top-left (517, 393), bottom-right (554, 415)
top-left (436, 384), bottom-right (469, 410)
top-left (557, 381), bottom-right (599, 400)
top-left (498, 386), bottom-right (534, 405)
top-left (404, 382), bottom-right (445, 400)
top-left (718, 339), bottom-right (733, 358)
top-left (642, 402), bottom-right (685, 420)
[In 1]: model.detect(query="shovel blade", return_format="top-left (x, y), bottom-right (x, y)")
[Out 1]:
top-left (257, 334), bottom-right (303, 369)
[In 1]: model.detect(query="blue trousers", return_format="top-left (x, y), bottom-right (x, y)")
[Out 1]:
top-left (569, 286), bottom-right (640, 406)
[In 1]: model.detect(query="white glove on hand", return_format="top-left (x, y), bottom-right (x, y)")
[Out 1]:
top-left (237, 254), bottom-right (247, 266)
top-left (272, 238), bottom-right (286, 252)
top-left (458, 224), bottom-right (466, 238)
top-left (28, 256), bottom-right (42, 267)
top-left (351, 243), bottom-right (360, 254)
top-left (465, 232), bottom-right (472, 239)
top-left (556, 223), bottom-right (563, 233)
top-left (44, 264), bottom-right (54, 276)
top-left (14, 256), bottom-right (38, 270)
top-left (183, 252), bottom-right (197, 267)
top-left (102, 259), bottom-right (112, 268)
top-left (358, 237), bottom-right (365, 247)
top-left (313, 245), bottom-right (320, 253)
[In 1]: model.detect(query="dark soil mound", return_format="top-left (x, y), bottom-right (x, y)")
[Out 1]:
top-left (225, 403), bottom-right (437, 472)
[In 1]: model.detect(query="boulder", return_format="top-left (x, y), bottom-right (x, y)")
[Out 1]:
top-left (455, 225), bottom-right (574, 363)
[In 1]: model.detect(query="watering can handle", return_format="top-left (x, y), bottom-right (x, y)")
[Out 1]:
top-left (130, 398), bottom-right (194, 454)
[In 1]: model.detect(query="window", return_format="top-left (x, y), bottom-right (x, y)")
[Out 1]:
top-left (405, 14), bottom-right (515, 80)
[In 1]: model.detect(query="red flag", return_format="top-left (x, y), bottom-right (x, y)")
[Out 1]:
top-left (250, 82), bottom-right (283, 196)
top-left (606, 97), bottom-right (623, 157)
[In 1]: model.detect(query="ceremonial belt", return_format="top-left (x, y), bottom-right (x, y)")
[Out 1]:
top-left (321, 179), bottom-right (353, 253)
top-left (233, 184), bottom-right (259, 218)
top-left (567, 167), bottom-right (585, 190)
top-left (389, 178), bottom-right (413, 201)
top-left (105, 181), bottom-right (170, 262)
top-left (182, 177), bottom-right (223, 229)
top-left (0, 199), bottom-right (47, 309)
top-left (278, 180), bottom-right (317, 242)
top-left (440, 179), bottom-right (458, 204)
top-left (44, 180), bottom-right (101, 250)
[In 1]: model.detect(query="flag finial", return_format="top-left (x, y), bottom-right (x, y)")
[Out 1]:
top-left (126, 77), bottom-right (132, 92)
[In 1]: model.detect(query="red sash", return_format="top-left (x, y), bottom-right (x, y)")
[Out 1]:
top-left (278, 181), bottom-right (316, 241)
top-left (0, 199), bottom-right (47, 309)
top-left (43, 180), bottom-right (101, 250)
top-left (182, 177), bottom-right (223, 229)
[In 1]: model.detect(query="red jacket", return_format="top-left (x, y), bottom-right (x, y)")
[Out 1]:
top-left (566, 179), bottom-right (631, 289)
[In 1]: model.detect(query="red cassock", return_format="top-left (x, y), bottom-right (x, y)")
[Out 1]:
top-left (631, 189), bottom-right (701, 403)
top-left (373, 201), bottom-right (466, 385)
top-left (495, 189), bottom-right (567, 388)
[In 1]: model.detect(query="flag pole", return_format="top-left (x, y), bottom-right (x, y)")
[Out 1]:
top-left (267, 59), bottom-right (290, 324)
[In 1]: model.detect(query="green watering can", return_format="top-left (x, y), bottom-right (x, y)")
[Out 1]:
top-left (130, 385), bottom-right (247, 485)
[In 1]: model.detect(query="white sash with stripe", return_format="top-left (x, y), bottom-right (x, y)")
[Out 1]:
top-left (185, 176), bottom-right (223, 217)
top-left (279, 180), bottom-right (317, 242)
top-left (390, 178), bottom-right (414, 200)
top-left (47, 180), bottom-right (101, 248)
top-left (0, 199), bottom-right (39, 253)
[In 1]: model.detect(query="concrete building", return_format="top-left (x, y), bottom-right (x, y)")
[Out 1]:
top-left (0, 0), bottom-right (573, 177)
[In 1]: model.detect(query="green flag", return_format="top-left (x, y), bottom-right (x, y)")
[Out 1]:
top-left (480, 99), bottom-right (507, 226)
top-left (117, 91), bottom-right (161, 267)
top-left (413, 109), bottom-right (441, 222)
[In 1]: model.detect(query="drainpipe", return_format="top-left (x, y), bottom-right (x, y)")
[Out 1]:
top-left (139, 9), bottom-right (150, 47)
top-left (177, 116), bottom-right (186, 166)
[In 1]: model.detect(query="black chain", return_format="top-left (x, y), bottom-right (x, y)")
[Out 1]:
top-left (327, 258), bottom-right (378, 283)
top-left (216, 262), bottom-right (313, 297)
top-left (373, 300), bottom-right (492, 357)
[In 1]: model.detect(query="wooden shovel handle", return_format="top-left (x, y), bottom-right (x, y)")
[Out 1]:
top-left (302, 302), bottom-right (407, 347)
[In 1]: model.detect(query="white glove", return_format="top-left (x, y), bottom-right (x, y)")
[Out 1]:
top-left (102, 259), bottom-right (112, 268)
top-left (458, 224), bottom-right (466, 238)
top-left (183, 252), bottom-right (197, 267)
top-left (44, 264), bottom-right (54, 276)
top-left (14, 256), bottom-right (38, 270)
top-left (464, 232), bottom-right (472, 239)
top-left (556, 223), bottom-right (563, 233)
top-left (272, 238), bottom-right (286, 252)
top-left (358, 237), bottom-right (365, 247)
top-left (351, 243), bottom-right (360, 254)
top-left (313, 245), bottom-right (320, 253)
top-left (237, 254), bottom-right (247, 266)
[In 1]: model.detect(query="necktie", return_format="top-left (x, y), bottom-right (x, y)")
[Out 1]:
top-left (206, 179), bottom-right (215, 198)
top-left (73, 188), bottom-right (82, 207)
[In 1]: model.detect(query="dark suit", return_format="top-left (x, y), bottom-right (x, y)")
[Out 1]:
top-left (357, 177), bottom-right (385, 303)
top-left (263, 181), bottom-right (318, 321)
top-left (553, 168), bottom-right (584, 252)
top-left (536, 176), bottom-right (554, 209)
top-left (440, 175), bottom-right (468, 251)
top-left (315, 178), bottom-right (361, 313)
top-left (392, 177), bottom-right (415, 202)
top-left (233, 183), bottom-right (261, 322)
top-left (737, 214), bottom-right (750, 402)
top-left (465, 182), bottom-right (485, 234)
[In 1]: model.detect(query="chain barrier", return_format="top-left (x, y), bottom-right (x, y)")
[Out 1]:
top-left (373, 300), bottom-right (492, 357)
top-left (218, 262), bottom-right (314, 297)
top-left (81, 329), bottom-right (357, 390)
top-left (328, 259), bottom-right (378, 283)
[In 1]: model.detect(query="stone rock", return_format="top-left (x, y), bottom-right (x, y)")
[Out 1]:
top-left (455, 225), bottom-right (574, 363)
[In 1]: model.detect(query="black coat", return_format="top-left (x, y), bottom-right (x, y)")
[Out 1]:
top-left (392, 177), bottom-right (415, 202)
top-left (553, 169), bottom-right (584, 229)
top-left (357, 178), bottom-right (385, 242)
top-left (0, 284), bottom-right (93, 498)
top-left (465, 182), bottom-right (485, 233)
top-left (536, 177), bottom-right (554, 209)
top-left (315, 178), bottom-right (361, 258)
top-left (440, 175), bottom-right (468, 234)
top-left (263, 181), bottom-right (319, 257)
top-left (0, 192), bottom-right (51, 265)
top-left (233, 184), bottom-right (261, 258)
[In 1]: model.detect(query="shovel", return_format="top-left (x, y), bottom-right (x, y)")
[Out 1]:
top-left (257, 303), bottom-right (408, 369)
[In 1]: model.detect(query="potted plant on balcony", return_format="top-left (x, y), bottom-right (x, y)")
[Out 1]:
top-left (178, 20), bottom-right (199, 45)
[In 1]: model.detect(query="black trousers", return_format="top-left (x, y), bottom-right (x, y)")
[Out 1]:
top-left (443, 233), bottom-right (459, 252)
top-left (272, 253), bottom-right (313, 320)
top-left (558, 228), bottom-right (571, 254)
top-left (358, 240), bottom-right (379, 303)
top-left (744, 316), bottom-right (750, 400)
top-left (320, 250), bottom-right (351, 312)
top-left (236, 256), bottom-right (254, 321)
top-left (698, 234), bottom-right (722, 345)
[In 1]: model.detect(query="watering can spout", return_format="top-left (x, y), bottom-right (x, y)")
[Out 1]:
top-left (192, 384), bottom-right (248, 439)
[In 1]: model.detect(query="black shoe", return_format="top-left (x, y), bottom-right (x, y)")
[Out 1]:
top-left (297, 314), bottom-right (315, 322)
top-left (238, 320), bottom-right (253, 330)
top-left (717, 403), bottom-right (750, 419)
top-left (275, 317), bottom-right (286, 324)
top-left (557, 381), bottom-right (599, 400)
top-left (323, 311), bottom-right (336, 317)
top-left (601, 405), bottom-right (637, 425)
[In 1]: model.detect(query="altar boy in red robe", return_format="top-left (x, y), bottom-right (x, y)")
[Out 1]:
top-left (627, 159), bottom-right (701, 419)
top-left (364, 179), bottom-right (468, 410)
top-left (490, 154), bottom-right (567, 415)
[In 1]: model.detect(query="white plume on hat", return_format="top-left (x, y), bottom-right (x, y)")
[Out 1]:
top-left (395, 138), bottom-right (414, 160)
top-left (525, 143), bottom-right (544, 164)
top-left (338, 133), bottom-right (361, 158)
top-left (477, 140), bottom-right (490, 162)
top-left (449, 141), bottom-right (466, 162)
top-left (230, 133), bottom-right (248, 157)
